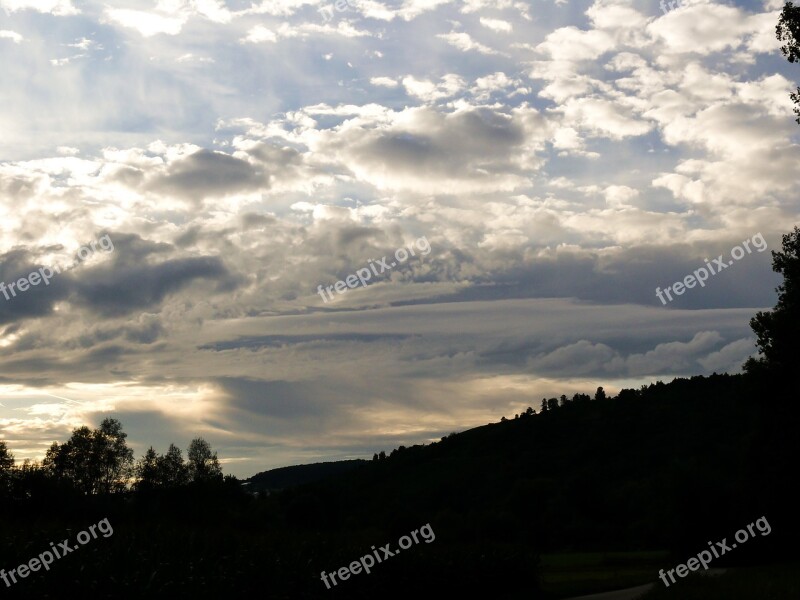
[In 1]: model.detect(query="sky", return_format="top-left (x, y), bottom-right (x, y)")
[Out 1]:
top-left (0, 0), bottom-right (796, 477)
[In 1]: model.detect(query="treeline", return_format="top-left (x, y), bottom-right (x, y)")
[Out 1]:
top-left (0, 418), bottom-right (232, 502)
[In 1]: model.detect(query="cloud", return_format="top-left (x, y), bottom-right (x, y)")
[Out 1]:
top-left (104, 8), bottom-right (187, 37)
top-left (0, 30), bottom-right (23, 43)
top-left (146, 149), bottom-right (267, 200)
top-left (0, 0), bottom-right (794, 475)
top-left (0, 0), bottom-right (77, 15)
top-left (242, 25), bottom-right (277, 43)
top-left (73, 254), bottom-right (240, 317)
top-left (479, 17), bottom-right (512, 33)
top-left (437, 31), bottom-right (500, 55)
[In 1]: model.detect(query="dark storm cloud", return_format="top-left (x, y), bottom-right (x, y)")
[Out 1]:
top-left (71, 318), bottom-right (166, 348)
top-left (335, 225), bottom-right (385, 248)
top-left (102, 233), bottom-right (174, 265)
top-left (73, 255), bottom-right (241, 316)
top-left (106, 165), bottom-right (145, 188)
top-left (239, 212), bottom-right (277, 230)
top-left (199, 332), bottom-right (413, 351)
top-left (147, 149), bottom-right (266, 200)
top-left (243, 143), bottom-right (303, 169)
top-left (215, 377), bottom-right (338, 419)
top-left (0, 248), bottom-right (70, 324)
top-left (386, 241), bottom-right (780, 310)
top-left (350, 108), bottom-right (529, 178)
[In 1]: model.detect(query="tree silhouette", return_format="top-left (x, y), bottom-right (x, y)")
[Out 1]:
top-left (0, 441), bottom-right (13, 471)
top-left (159, 443), bottom-right (189, 487)
top-left (135, 447), bottom-right (160, 491)
top-left (187, 437), bottom-right (223, 483)
top-left (594, 387), bottom-right (606, 402)
top-left (777, 1), bottom-right (800, 123)
top-left (744, 226), bottom-right (800, 380)
top-left (136, 443), bottom-right (190, 490)
top-left (96, 418), bottom-right (135, 493)
top-left (43, 418), bottom-right (133, 494)
top-left (0, 441), bottom-right (13, 495)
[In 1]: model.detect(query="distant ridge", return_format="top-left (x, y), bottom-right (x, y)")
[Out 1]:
top-left (244, 459), bottom-right (368, 492)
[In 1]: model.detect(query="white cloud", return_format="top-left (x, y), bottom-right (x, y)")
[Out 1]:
top-left (370, 76), bottom-right (399, 88)
top-left (0, 0), bottom-right (77, 15)
top-left (604, 185), bottom-right (639, 208)
top-left (479, 17), bottom-right (512, 32)
top-left (0, 30), bottom-right (23, 43)
top-left (402, 74), bottom-right (465, 101)
top-left (105, 8), bottom-right (187, 37)
top-left (437, 31), bottom-right (499, 54)
top-left (242, 25), bottom-right (277, 43)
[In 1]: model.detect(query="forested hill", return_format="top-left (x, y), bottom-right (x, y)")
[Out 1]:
top-left (276, 372), bottom-right (797, 557)
top-left (245, 459), bottom-right (367, 492)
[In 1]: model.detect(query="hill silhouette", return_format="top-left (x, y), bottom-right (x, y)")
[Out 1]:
top-left (245, 459), bottom-right (367, 493)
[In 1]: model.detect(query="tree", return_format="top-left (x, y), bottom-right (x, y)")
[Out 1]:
top-left (744, 226), bottom-right (800, 380)
top-left (95, 418), bottom-right (134, 494)
top-left (158, 443), bottom-right (189, 487)
top-left (547, 397), bottom-right (559, 411)
top-left (777, 2), bottom-right (800, 123)
top-left (594, 387), bottom-right (607, 402)
top-left (540, 398), bottom-right (548, 412)
top-left (135, 447), bottom-right (160, 492)
top-left (0, 441), bottom-right (14, 494)
top-left (43, 419), bottom-right (133, 494)
top-left (187, 438), bottom-right (223, 483)
top-left (44, 427), bottom-right (97, 494)
top-left (0, 441), bottom-right (13, 471)
top-left (135, 443), bottom-right (189, 491)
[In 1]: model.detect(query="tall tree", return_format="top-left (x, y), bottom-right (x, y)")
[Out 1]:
top-left (158, 443), bottom-right (189, 487)
top-left (43, 419), bottom-right (134, 494)
top-left (95, 418), bottom-right (134, 494)
top-left (135, 447), bottom-right (160, 491)
top-left (777, 2), bottom-right (800, 123)
top-left (744, 226), bottom-right (800, 380)
top-left (0, 441), bottom-right (14, 495)
top-left (0, 441), bottom-right (13, 471)
top-left (187, 438), bottom-right (223, 483)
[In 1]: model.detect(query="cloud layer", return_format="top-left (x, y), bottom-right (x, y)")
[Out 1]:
top-left (0, 0), bottom-right (794, 475)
